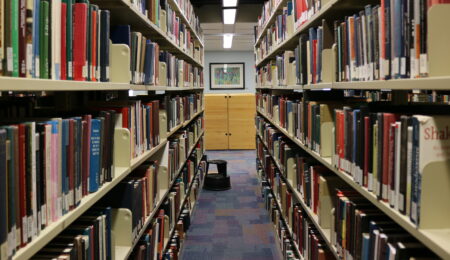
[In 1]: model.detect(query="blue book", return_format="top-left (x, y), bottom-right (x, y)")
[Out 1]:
top-left (317, 26), bottom-right (323, 83)
top-left (144, 40), bottom-right (154, 85)
top-left (89, 119), bottom-right (101, 193)
top-left (61, 119), bottom-right (69, 214)
top-left (308, 27), bottom-right (317, 83)
top-left (410, 117), bottom-right (420, 225)
top-left (361, 233), bottom-right (371, 260)
top-left (287, 1), bottom-right (293, 16)
top-left (32, 0), bottom-right (40, 78)
top-left (110, 25), bottom-right (131, 45)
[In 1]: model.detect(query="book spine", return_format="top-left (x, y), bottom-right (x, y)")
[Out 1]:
top-left (39, 0), bottom-right (49, 79)
top-left (89, 119), bottom-right (101, 193)
top-left (12, 0), bottom-right (20, 77)
top-left (51, 0), bottom-right (61, 80)
top-left (18, 0), bottom-right (26, 78)
top-left (73, 3), bottom-right (87, 81)
top-left (60, 3), bottom-right (67, 80)
top-left (410, 117), bottom-right (420, 225)
top-left (100, 10), bottom-right (110, 82)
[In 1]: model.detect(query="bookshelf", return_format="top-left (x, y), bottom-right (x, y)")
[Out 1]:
top-left (254, 0), bottom-right (450, 259)
top-left (115, 131), bottom-right (205, 260)
top-left (91, 0), bottom-right (203, 67)
top-left (256, 109), bottom-right (450, 259)
top-left (0, 0), bottom-right (205, 259)
top-left (256, 159), bottom-right (303, 259)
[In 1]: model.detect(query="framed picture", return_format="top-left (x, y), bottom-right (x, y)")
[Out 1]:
top-left (210, 63), bottom-right (245, 90)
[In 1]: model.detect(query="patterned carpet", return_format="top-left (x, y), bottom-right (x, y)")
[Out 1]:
top-left (180, 150), bottom-right (282, 260)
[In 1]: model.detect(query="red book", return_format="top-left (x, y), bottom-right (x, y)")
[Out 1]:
top-left (91, 9), bottom-right (98, 82)
top-left (73, 3), bottom-right (88, 81)
top-left (382, 113), bottom-right (396, 202)
top-left (18, 124), bottom-right (27, 246)
top-left (82, 115), bottom-right (91, 196)
top-left (68, 119), bottom-right (75, 210)
top-left (158, 210), bottom-right (165, 254)
top-left (60, 3), bottom-right (67, 80)
top-left (363, 116), bottom-right (370, 188)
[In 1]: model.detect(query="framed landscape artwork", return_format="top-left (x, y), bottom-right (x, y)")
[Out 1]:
top-left (210, 63), bottom-right (245, 90)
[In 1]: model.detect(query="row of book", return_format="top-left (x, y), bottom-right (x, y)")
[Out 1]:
top-left (256, 20), bottom-right (334, 87)
top-left (165, 93), bottom-right (204, 132)
top-left (257, 0), bottom-right (295, 58)
top-left (255, 0), bottom-right (322, 42)
top-left (0, 110), bottom-right (116, 259)
top-left (128, 156), bottom-right (206, 260)
top-left (333, 1), bottom-right (450, 82)
top-left (130, 0), bottom-right (203, 44)
top-left (256, 93), bottom-right (450, 226)
top-left (168, 118), bottom-right (204, 181)
top-left (256, 133), bottom-right (439, 260)
top-left (259, 158), bottom-right (334, 260)
top-left (172, 0), bottom-right (203, 41)
top-left (30, 207), bottom-right (113, 260)
top-left (111, 25), bottom-right (203, 87)
top-left (260, 179), bottom-right (301, 260)
top-left (0, 0), bottom-right (110, 81)
top-left (256, 1), bottom-right (450, 86)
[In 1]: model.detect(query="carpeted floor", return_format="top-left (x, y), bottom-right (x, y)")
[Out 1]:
top-left (180, 150), bottom-right (282, 260)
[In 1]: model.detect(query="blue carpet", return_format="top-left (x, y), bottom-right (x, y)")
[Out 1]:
top-left (180, 150), bottom-right (282, 260)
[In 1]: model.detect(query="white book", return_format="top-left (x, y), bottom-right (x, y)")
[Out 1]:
top-left (51, 0), bottom-right (61, 80)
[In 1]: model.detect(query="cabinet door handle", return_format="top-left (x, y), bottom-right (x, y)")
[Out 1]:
top-left (229, 133), bottom-right (232, 136)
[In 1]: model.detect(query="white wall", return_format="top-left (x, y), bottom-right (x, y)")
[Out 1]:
top-left (204, 51), bottom-right (255, 94)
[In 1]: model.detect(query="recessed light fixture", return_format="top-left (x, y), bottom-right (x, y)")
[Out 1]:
top-left (223, 34), bottom-right (233, 49)
top-left (223, 8), bottom-right (236, 24)
top-left (223, 0), bottom-right (238, 7)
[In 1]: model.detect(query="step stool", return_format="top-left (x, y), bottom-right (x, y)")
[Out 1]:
top-left (203, 159), bottom-right (231, 191)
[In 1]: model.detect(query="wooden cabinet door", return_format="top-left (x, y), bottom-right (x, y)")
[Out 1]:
top-left (228, 93), bottom-right (256, 150)
top-left (204, 94), bottom-right (229, 150)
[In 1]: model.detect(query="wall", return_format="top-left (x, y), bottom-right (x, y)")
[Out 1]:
top-left (204, 51), bottom-right (255, 94)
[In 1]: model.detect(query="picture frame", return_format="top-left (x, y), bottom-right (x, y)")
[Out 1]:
top-left (209, 63), bottom-right (245, 90)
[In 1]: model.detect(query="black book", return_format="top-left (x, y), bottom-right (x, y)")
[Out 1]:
top-left (25, 123), bottom-right (33, 242)
top-left (376, 112), bottom-right (384, 199)
top-left (36, 123), bottom-right (47, 230)
top-left (398, 116), bottom-right (410, 214)
top-left (100, 10), bottom-right (110, 82)
top-left (0, 130), bottom-right (6, 257)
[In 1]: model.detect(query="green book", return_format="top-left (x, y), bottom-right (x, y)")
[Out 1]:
top-left (11, 0), bottom-right (19, 77)
top-left (62, 0), bottom-right (73, 79)
top-left (39, 0), bottom-right (49, 79)
top-left (4, 0), bottom-right (11, 76)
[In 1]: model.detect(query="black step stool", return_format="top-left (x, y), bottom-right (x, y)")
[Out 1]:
top-left (203, 159), bottom-right (231, 191)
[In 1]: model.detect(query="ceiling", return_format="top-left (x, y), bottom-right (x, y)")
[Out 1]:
top-left (192, 1), bottom-right (263, 51)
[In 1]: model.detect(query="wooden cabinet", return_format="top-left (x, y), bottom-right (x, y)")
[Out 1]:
top-left (205, 93), bottom-right (256, 150)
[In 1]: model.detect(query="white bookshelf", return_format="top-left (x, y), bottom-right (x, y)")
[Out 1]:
top-left (0, 76), bottom-right (205, 91)
top-left (256, 109), bottom-right (450, 259)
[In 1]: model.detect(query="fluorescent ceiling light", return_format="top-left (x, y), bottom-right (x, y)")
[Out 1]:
top-left (223, 34), bottom-right (233, 48)
top-left (223, 8), bottom-right (236, 24)
top-left (223, 0), bottom-right (238, 7)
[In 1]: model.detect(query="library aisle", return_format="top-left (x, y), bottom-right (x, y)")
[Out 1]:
top-left (180, 150), bottom-right (282, 260)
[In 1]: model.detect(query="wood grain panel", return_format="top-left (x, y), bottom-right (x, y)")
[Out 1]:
top-left (228, 93), bottom-right (256, 150)
top-left (204, 94), bottom-right (229, 150)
